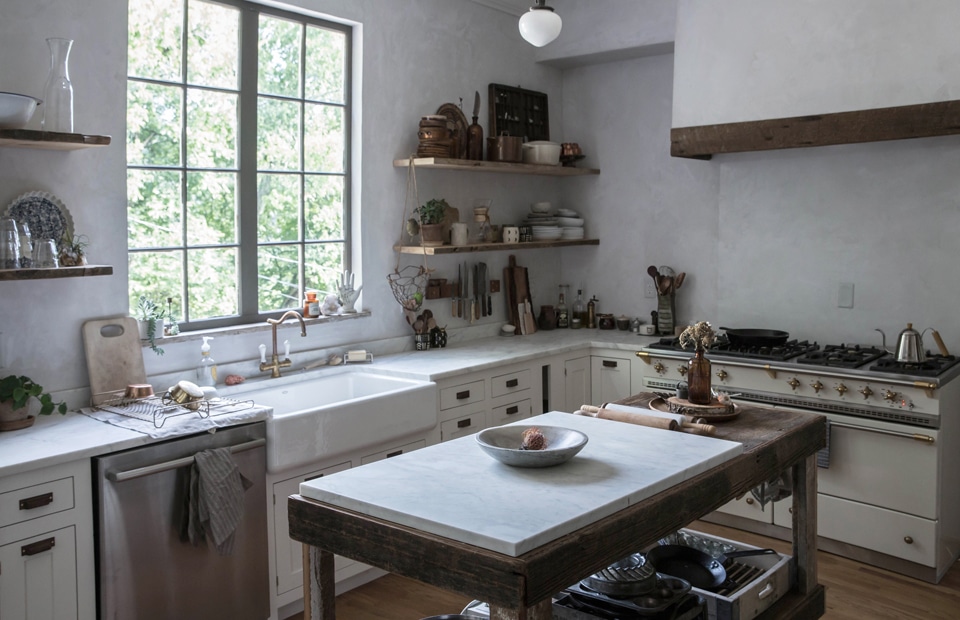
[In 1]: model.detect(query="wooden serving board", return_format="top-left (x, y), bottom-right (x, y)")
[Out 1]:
top-left (666, 396), bottom-right (739, 421)
top-left (82, 317), bottom-right (148, 404)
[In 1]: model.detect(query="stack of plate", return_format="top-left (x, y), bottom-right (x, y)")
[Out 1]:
top-left (531, 225), bottom-right (562, 240)
top-left (556, 209), bottom-right (585, 239)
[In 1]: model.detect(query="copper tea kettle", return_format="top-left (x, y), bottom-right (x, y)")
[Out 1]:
top-left (875, 323), bottom-right (949, 363)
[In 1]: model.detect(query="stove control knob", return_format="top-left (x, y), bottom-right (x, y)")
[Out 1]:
top-left (810, 380), bottom-right (824, 393)
top-left (883, 390), bottom-right (899, 402)
top-left (654, 362), bottom-right (665, 374)
top-left (859, 386), bottom-right (874, 399)
top-left (787, 378), bottom-right (800, 390)
top-left (834, 383), bottom-right (849, 396)
top-left (677, 366), bottom-right (688, 377)
top-left (715, 369), bottom-right (728, 381)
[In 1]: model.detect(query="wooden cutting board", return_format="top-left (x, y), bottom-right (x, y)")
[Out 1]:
top-left (82, 316), bottom-right (148, 404)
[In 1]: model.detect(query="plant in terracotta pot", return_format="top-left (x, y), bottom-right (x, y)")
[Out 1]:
top-left (417, 198), bottom-right (450, 246)
top-left (133, 295), bottom-right (166, 355)
top-left (0, 374), bottom-right (67, 431)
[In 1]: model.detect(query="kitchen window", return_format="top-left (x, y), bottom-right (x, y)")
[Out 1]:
top-left (126, 0), bottom-right (351, 329)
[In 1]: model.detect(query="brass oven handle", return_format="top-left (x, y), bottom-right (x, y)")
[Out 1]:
top-left (829, 421), bottom-right (934, 444)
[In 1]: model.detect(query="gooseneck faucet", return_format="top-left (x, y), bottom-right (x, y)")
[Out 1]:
top-left (260, 311), bottom-right (307, 378)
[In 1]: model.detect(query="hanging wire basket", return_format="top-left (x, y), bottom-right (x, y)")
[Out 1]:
top-left (387, 264), bottom-right (430, 312)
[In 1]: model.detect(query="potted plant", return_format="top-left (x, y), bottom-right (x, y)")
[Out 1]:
top-left (58, 231), bottom-right (89, 267)
top-left (417, 198), bottom-right (450, 246)
top-left (133, 295), bottom-right (166, 355)
top-left (0, 374), bottom-right (67, 431)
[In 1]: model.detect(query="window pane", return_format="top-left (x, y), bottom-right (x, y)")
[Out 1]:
top-left (304, 103), bottom-right (344, 172)
top-left (258, 244), bottom-right (301, 312)
top-left (187, 0), bottom-right (239, 90)
top-left (258, 173), bottom-right (300, 242)
top-left (259, 15), bottom-right (301, 98)
top-left (304, 175), bottom-right (343, 240)
top-left (305, 26), bottom-right (345, 103)
top-left (188, 247), bottom-right (239, 319)
top-left (305, 242), bottom-right (343, 297)
top-left (258, 97), bottom-right (301, 170)
top-left (127, 82), bottom-right (182, 167)
top-left (128, 0), bottom-right (182, 81)
top-left (128, 169), bottom-right (182, 248)
top-left (129, 250), bottom-right (184, 313)
top-left (187, 171), bottom-right (237, 245)
top-left (187, 88), bottom-right (238, 168)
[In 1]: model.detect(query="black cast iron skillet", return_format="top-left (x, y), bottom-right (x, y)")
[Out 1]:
top-left (644, 544), bottom-right (779, 590)
top-left (719, 327), bottom-right (789, 348)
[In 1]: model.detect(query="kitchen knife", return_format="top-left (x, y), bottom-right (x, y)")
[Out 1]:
top-left (485, 262), bottom-right (492, 315)
top-left (480, 263), bottom-right (487, 317)
top-left (473, 263), bottom-right (479, 321)
top-left (456, 264), bottom-right (462, 318)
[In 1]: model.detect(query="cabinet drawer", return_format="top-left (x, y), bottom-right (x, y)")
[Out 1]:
top-left (491, 369), bottom-right (530, 398)
top-left (361, 439), bottom-right (426, 465)
top-left (489, 399), bottom-right (532, 427)
top-left (819, 494), bottom-right (936, 566)
top-left (441, 412), bottom-right (485, 442)
top-left (0, 476), bottom-right (75, 529)
top-left (439, 380), bottom-right (485, 410)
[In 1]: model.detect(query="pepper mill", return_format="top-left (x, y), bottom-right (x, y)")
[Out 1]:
top-left (467, 90), bottom-right (484, 161)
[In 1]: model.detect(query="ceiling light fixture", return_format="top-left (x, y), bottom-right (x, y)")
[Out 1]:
top-left (518, 0), bottom-right (562, 47)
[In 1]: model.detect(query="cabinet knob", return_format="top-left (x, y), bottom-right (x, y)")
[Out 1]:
top-left (745, 497), bottom-right (754, 505)
top-left (904, 536), bottom-right (914, 545)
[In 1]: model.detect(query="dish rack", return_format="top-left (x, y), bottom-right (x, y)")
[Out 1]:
top-left (93, 395), bottom-right (256, 429)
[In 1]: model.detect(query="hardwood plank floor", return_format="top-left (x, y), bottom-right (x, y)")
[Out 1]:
top-left (287, 521), bottom-right (960, 619)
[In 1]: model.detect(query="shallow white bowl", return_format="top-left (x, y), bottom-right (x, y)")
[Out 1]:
top-left (0, 92), bottom-right (42, 129)
top-left (476, 425), bottom-right (588, 468)
top-left (530, 201), bottom-right (551, 213)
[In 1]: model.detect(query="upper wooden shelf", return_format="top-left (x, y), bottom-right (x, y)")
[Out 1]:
top-left (394, 239), bottom-right (598, 255)
top-left (393, 157), bottom-right (599, 176)
top-left (670, 98), bottom-right (960, 160)
top-left (0, 264), bottom-right (113, 281)
top-left (0, 128), bottom-right (112, 151)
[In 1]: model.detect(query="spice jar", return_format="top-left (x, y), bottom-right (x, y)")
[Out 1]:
top-left (303, 291), bottom-right (320, 318)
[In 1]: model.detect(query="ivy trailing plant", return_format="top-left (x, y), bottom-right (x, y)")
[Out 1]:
top-left (133, 295), bottom-right (166, 355)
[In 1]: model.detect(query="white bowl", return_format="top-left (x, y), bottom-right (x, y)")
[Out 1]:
top-left (556, 217), bottom-right (584, 227)
top-left (0, 92), bottom-right (42, 129)
top-left (476, 425), bottom-right (588, 468)
top-left (530, 201), bottom-right (551, 213)
top-left (522, 141), bottom-right (562, 166)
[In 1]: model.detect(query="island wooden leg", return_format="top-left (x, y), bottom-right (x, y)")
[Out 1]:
top-left (792, 453), bottom-right (818, 596)
top-left (489, 599), bottom-right (553, 619)
top-left (303, 545), bottom-right (336, 619)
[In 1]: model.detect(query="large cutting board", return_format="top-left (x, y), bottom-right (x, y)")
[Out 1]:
top-left (82, 317), bottom-right (148, 404)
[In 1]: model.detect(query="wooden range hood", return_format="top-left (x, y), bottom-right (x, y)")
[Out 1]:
top-left (670, 99), bottom-right (960, 160)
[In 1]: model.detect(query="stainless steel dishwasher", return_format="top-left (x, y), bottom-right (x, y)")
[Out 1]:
top-left (94, 421), bottom-right (268, 620)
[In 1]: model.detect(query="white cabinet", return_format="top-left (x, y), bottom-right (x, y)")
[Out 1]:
top-left (489, 399), bottom-right (533, 427)
top-left (562, 356), bottom-right (590, 413)
top-left (441, 411), bottom-right (486, 441)
top-left (0, 461), bottom-right (95, 620)
top-left (591, 354), bottom-right (633, 405)
top-left (714, 494), bottom-right (775, 525)
top-left (361, 438), bottom-right (427, 464)
top-left (437, 363), bottom-right (541, 442)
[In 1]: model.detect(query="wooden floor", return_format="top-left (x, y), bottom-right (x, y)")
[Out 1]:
top-left (287, 520), bottom-right (960, 619)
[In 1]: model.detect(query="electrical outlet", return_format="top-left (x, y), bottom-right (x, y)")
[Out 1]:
top-left (838, 282), bottom-right (854, 308)
top-left (644, 282), bottom-right (657, 298)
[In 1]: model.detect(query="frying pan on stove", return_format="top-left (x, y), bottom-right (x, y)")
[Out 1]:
top-left (644, 544), bottom-right (779, 590)
top-left (719, 327), bottom-right (789, 348)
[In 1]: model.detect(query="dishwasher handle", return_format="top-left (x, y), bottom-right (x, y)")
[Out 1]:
top-left (107, 438), bottom-right (266, 483)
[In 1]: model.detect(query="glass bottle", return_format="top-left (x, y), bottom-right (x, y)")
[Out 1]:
top-left (42, 38), bottom-right (74, 133)
top-left (571, 288), bottom-right (586, 329)
top-left (587, 295), bottom-right (598, 328)
top-left (687, 347), bottom-right (712, 405)
top-left (556, 285), bottom-right (569, 328)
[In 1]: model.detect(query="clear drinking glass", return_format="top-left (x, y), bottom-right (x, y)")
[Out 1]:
top-left (1, 231), bottom-right (20, 270)
top-left (32, 239), bottom-right (59, 269)
top-left (42, 38), bottom-right (74, 132)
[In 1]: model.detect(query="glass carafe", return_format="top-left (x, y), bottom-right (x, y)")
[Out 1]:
top-left (42, 38), bottom-right (74, 132)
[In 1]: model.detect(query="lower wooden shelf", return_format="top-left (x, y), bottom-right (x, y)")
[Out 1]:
top-left (0, 128), bottom-right (112, 150)
top-left (0, 264), bottom-right (113, 281)
top-left (394, 239), bottom-right (599, 255)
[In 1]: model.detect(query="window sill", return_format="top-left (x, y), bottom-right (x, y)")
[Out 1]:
top-left (144, 310), bottom-right (372, 348)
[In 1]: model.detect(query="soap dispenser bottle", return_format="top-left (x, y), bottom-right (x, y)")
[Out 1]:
top-left (197, 336), bottom-right (218, 386)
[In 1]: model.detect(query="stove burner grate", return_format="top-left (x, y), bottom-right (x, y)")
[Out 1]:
top-left (648, 337), bottom-right (819, 362)
top-left (795, 344), bottom-right (887, 369)
top-left (869, 354), bottom-right (960, 377)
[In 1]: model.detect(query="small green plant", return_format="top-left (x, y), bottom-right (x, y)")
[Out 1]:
top-left (0, 375), bottom-right (67, 416)
top-left (133, 296), bottom-right (166, 355)
top-left (417, 198), bottom-right (450, 225)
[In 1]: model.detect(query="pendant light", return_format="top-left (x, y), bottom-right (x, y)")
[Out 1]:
top-left (519, 0), bottom-right (562, 47)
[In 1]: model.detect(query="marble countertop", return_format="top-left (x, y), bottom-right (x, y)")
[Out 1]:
top-left (299, 411), bottom-right (744, 556)
top-left (1, 329), bottom-right (659, 479)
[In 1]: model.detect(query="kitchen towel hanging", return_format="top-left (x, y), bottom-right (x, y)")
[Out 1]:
top-left (182, 448), bottom-right (253, 555)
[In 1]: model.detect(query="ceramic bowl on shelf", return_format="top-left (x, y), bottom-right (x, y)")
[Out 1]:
top-left (0, 92), bottom-right (42, 129)
top-left (476, 425), bottom-right (588, 467)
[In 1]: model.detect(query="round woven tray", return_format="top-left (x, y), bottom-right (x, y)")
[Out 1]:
top-left (665, 396), bottom-right (739, 421)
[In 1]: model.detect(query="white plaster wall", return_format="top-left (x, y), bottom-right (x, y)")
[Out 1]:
top-left (673, 0), bottom-right (960, 126)
top-left (0, 0), bottom-right (565, 402)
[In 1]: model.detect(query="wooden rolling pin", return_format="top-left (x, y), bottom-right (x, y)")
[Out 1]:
top-left (580, 404), bottom-right (716, 436)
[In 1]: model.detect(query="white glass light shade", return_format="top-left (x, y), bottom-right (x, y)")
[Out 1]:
top-left (519, 8), bottom-right (562, 47)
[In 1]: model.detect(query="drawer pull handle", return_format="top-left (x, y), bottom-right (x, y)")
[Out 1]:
top-left (602, 360), bottom-right (618, 368)
top-left (386, 450), bottom-right (403, 458)
top-left (904, 536), bottom-right (914, 545)
top-left (22, 537), bottom-right (56, 557)
top-left (304, 473), bottom-right (326, 482)
top-left (506, 406), bottom-right (519, 415)
top-left (457, 418), bottom-right (472, 428)
top-left (19, 492), bottom-right (54, 511)
top-left (456, 390), bottom-right (470, 400)
top-left (505, 379), bottom-right (519, 388)
top-left (758, 583), bottom-right (775, 599)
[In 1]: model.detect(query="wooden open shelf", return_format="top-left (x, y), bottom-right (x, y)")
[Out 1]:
top-left (0, 128), bottom-right (112, 150)
top-left (0, 264), bottom-right (113, 281)
top-left (393, 157), bottom-right (599, 176)
top-left (394, 239), bottom-right (598, 255)
top-left (671, 98), bottom-right (960, 159)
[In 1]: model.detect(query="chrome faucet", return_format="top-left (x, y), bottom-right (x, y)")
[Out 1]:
top-left (260, 311), bottom-right (307, 378)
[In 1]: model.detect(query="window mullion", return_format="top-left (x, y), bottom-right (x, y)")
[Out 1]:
top-left (237, 6), bottom-right (260, 318)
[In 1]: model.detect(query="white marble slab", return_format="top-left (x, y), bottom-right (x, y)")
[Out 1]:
top-left (299, 412), bottom-right (743, 557)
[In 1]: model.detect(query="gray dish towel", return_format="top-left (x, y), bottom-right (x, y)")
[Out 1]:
top-left (816, 419), bottom-right (831, 469)
top-left (184, 447), bottom-right (252, 555)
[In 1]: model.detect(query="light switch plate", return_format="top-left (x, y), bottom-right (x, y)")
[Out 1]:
top-left (838, 282), bottom-right (854, 308)
top-left (644, 282), bottom-right (657, 298)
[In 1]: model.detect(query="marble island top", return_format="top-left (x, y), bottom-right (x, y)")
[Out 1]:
top-left (299, 411), bottom-right (743, 557)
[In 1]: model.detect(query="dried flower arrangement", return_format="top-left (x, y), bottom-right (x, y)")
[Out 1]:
top-left (679, 321), bottom-right (717, 351)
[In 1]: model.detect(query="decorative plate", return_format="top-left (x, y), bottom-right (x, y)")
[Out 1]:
top-left (5, 191), bottom-right (73, 250)
top-left (436, 102), bottom-right (469, 159)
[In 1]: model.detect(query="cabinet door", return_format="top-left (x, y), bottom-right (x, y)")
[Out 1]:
top-left (563, 356), bottom-right (590, 412)
top-left (489, 399), bottom-right (533, 427)
top-left (591, 355), bottom-right (632, 405)
top-left (0, 526), bottom-right (78, 620)
top-left (273, 462), bottom-right (352, 595)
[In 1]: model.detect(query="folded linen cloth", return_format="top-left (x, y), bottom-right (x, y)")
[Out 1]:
top-left (182, 447), bottom-right (252, 555)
